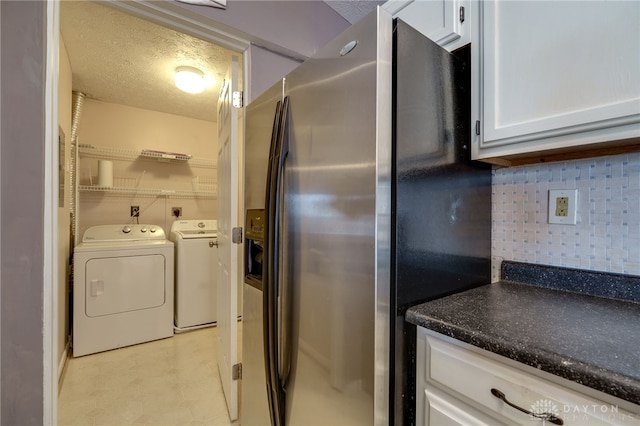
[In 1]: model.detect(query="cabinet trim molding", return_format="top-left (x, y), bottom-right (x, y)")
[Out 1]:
top-left (480, 111), bottom-right (640, 149)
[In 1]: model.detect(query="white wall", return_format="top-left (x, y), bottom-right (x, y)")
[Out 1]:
top-left (172, 0), bottom-right (350, 59)
top-left (78, 98), bottom-right (217, 157)
top-left (248, 44), bottom-right (301, 102)
top-left (0, 2), bottom-right (46, 423)
top-left (76, 99), bottom-right (218, 238)
top-left (492, 152), bottom-right (640, 281)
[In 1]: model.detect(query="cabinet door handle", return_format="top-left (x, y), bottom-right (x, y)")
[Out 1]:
top-left (490, 388), bottom-right (563, 425)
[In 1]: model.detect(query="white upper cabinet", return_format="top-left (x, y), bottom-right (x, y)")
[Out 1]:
top-left (384, 0), bottom-right (471, 51)
top-left (474, 1), bottom-right (640, 164)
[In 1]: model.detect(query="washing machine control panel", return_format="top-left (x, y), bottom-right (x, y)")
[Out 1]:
top-left (169, 220), bottom-right (217, 240)
top-left (170, 220), bottom-right (217, 232)
top-left (82, 224), bottom-right (167, 242)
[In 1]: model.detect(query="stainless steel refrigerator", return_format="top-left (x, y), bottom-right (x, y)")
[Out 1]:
top-left (242, 8), bottom-right (491, 425)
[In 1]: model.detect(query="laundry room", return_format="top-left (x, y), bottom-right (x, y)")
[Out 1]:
top-left (56, 1), bottom-right (242, 422)
top-left (61, 2), bottom-right (232, 239)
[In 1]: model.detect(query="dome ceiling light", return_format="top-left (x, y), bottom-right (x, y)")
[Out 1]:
top-left (175, 66), bottom-right (206, 94)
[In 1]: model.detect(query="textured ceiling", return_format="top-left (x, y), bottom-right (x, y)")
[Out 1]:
top-left (59, 1), bottom-right (380, 123)
top-left (323, 0), bottom-right (384, 24)
top-left (60, 1), bottom-right (238, 123)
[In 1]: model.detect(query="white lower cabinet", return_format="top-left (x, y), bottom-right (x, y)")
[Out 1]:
top-left (416, 327), bottom-right (640, 426)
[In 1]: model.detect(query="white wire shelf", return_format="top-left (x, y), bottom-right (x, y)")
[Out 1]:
top-left (78, 145), bottom-right (216, 169)
top-left (78, 185), bottom-right (217, 199)
top-left (140, 149), bottom-right (191, 161)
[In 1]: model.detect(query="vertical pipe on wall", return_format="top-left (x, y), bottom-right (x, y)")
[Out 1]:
top-left (70, 92), bottom-right (85, 144)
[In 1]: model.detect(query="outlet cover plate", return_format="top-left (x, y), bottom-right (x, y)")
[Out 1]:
top-left (548, 189), bottom-right (577, 225)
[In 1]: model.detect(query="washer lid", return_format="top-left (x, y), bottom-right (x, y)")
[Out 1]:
top-left (174, 229), bottom-right (217, 239)
top-left (82, 224), bottom-right (167, 243)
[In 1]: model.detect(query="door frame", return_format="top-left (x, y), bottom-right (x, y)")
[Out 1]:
top-left (44, 1), bottom-right (251, 422)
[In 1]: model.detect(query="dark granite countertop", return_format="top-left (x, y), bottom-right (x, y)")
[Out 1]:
top-left (405, 261), bottom-right (640, 406)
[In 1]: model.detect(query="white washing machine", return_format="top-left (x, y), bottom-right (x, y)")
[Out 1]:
top-left (73, 224), bottom-right (174, 357)
top-left (170, 220), bottom-right (218, 331)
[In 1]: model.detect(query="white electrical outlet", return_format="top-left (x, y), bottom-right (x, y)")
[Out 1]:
top-left (548, 189), bottom-right (577, 225)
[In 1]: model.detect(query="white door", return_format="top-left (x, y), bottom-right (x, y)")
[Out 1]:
top-left (217, 55), bottom-right (240, 421)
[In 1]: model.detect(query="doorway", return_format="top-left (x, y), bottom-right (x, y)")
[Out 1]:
top-left (55, 1), bottom-right (247, 423)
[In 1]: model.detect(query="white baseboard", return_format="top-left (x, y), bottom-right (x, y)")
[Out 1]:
top-left (58, 341), bottom-right (70, 382)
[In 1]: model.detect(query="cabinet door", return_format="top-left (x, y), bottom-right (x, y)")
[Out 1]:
top-left (475, 1), bottom-right (640, 160)
top-left (420, 388), bottom-right (509, 426)
top-left (385, 0), bottom-right (469, 51)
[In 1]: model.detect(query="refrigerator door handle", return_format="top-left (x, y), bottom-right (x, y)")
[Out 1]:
top-left (269, 96), bottom-right (289, 425)
top-left (265, 96), bottom-right (290, 426)
top-left (264, 99), bottom-right (283, 426)
top-left (277, 151), bottom-right (292, 388)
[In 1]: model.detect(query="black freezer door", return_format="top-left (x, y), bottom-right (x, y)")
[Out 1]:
top-left (392, 22), bottom-right (492, 425)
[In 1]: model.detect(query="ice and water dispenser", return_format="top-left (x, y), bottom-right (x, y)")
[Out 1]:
top-left (244, 209), bottom-right (264, 288)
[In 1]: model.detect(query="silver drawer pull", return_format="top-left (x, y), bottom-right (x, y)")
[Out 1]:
top-left (490, 388), bottom-right (563, 425)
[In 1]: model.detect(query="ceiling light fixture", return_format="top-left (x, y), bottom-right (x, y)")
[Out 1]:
top-left (175, 66), bottom-right (206, 94)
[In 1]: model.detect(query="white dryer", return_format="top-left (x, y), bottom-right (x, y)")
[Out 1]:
top-left (170, 219), bottom-right (218, 331)
top-left (73, 224), bottom-right (174, 357)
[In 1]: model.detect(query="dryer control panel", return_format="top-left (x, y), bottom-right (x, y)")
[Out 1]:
top-left (82, 224), bottom-right (167, 242)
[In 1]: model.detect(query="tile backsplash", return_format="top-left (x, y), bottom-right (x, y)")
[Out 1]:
top-left (492, 152), bottom-right (640, 282)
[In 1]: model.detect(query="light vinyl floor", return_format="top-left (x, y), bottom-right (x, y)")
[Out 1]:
top-left (58, 327), bottom-right (235, 426)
